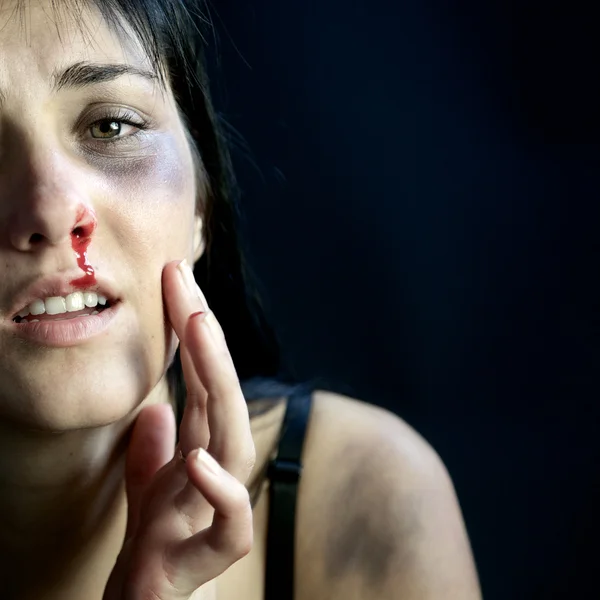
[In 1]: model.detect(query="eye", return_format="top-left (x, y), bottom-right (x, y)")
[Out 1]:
top-left (89, 118), bottom-right (139, 140)
top-left (84, 107), bottom-right (149, 144)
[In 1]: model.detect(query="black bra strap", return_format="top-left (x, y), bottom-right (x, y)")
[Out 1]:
top-left (264, 387), bottom-right (314, 600)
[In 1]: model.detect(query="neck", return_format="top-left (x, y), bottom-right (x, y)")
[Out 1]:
top-left (0, 378), bottom-right (172, 599)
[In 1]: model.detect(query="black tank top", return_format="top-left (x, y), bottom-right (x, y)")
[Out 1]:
top-left (264, 386), bottom-right (313, 600)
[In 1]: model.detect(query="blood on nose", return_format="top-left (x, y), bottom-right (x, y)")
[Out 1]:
top-left (70, 206), bottom-right (97, 288)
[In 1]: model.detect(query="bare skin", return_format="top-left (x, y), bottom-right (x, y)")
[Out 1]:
top-left (0, 2), bottom-right (482, 599)
top-left (220, 392), bottom-right (482, 600)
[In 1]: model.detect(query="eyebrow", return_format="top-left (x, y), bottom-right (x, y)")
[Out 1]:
top-left (0, 60), bottom-right (158, 105)
top-left (52, 61), bottom-right (158, 92)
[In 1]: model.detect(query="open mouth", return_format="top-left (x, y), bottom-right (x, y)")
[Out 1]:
top-left (12, 291), bottom-right (113, 324)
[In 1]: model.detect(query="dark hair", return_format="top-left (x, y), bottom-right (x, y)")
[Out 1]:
top-left (68, 0), bottom-right (297, 411)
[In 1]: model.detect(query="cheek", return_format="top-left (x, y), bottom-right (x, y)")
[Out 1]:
top-left (92, 132), bottom-right (198, 261)
top-left (86, 135), bottom-right (197, 393)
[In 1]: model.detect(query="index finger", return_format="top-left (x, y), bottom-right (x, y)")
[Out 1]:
top-left (184, 312), bottom-right (255, 480)
top-left (162, 259), bottom-right (206, 340)
top-left (162, 260), bottom-right (210, 456)
top-left (163, 260), bottom-right (254, 478)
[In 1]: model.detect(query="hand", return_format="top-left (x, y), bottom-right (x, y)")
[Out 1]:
top-left (103, 259), bottom-right (256, 600)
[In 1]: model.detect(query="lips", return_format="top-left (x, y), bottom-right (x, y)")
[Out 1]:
top-left (11, 305), bottom-right (120, 347)
top-left (3, 274), bottom-right (122, 347)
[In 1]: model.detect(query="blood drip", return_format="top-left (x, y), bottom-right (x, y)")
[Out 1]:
top-left (70, 207), bottom-right (97, 288)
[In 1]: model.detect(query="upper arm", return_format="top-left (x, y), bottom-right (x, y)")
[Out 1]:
top-left (296, 392), bottom-right (482, 600)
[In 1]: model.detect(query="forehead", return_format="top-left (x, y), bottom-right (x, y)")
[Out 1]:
top-left (0, 0), bottom-right (152, 83)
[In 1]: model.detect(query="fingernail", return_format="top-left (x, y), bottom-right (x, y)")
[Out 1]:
top-left (194, 448), bottom-right (221, 476)
top-left (177, 259), bottom-right (208, 312)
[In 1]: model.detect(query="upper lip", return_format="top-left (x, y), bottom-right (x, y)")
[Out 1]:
top-left (6, 273), bottom-right (121, 319)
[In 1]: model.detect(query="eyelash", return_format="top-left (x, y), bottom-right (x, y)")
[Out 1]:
top-left (86, 109), bottom-right (150, 144)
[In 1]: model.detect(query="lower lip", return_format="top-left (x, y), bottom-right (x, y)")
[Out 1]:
top-left (11, 304), bottom-right (120, 347)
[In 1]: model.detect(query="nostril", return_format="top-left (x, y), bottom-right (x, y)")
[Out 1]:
top-left (72, 224), bottom-right (94, 238)
top-left (29, 233), bottom-right (43, 244)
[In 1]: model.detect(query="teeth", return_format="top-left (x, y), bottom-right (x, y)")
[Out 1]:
top-left (29, 299), bottom-right (45, 316)
top-left (83, 292), bottom-right (98, 308)
top-left (66, 292), bottom-right (84, 312)
top-left (45, 296), bottom-right (66, 315)
top-left (15, 290), bottom-right (108, 319)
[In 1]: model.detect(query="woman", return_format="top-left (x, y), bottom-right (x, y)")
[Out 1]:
top-left (0, 1), bottom-right (482, 598)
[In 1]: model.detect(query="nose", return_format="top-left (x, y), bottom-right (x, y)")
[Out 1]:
top-left (5, 153), bottom-right (96, 253)
top-left (9, 202), bottom-right (97, 252)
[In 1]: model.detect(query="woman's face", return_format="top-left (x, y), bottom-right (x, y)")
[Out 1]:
top-left (0, 1), bottom-right (201, 429)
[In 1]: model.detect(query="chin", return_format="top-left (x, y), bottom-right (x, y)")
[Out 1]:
top-left (0, 332), bottom-right (176, 432)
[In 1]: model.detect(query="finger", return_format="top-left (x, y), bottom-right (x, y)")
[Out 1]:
top-left (163, 259), bottom-right (210, 454)
top-left (124, 403), bottom-right (176, 540)
top-left (162, 259), bottom-right (206, 343)
top-left (185, 313), bottom-right (255, 477)
top-left (178, 344), bottom-right (210, 456)
top-left (167, 448), bottom-right (253, 594)
top-left (164, 259), bottom-right (253, 475)
top-left (163, 260), bottom-right (211, 455)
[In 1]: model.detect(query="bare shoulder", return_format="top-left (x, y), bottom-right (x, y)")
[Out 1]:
top-left (295, 390), bottom-right (482, 600)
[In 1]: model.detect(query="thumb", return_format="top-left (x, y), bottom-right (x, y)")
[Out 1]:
top-left (124, 403), bottom-right (177, 540)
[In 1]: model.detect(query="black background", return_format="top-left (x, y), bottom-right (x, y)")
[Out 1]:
top-left (208, 2), bottom-right (599, 598)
